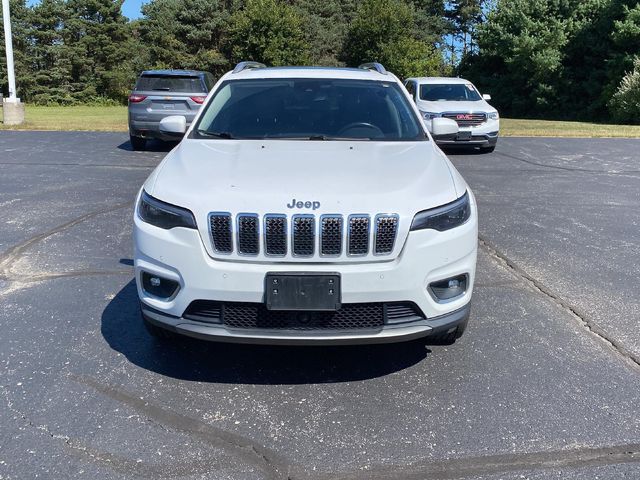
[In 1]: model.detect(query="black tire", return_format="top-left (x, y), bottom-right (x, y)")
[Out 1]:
top-left (481, 145), bottom-right (496, 153)
top-left (425, 315), bottom-right (469, 346)
top-left (143, 315), bottom-right (176, 341)
top-left (130, 135), bottom-right (147, 151)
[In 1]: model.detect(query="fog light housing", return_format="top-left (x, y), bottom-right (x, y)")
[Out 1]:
top-left (141, 272), bottom-right (179, 299)
top-left (429, 274), bottom-right (468, 302)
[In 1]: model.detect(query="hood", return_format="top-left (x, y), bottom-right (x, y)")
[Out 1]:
top-left (146, 139), bottom-right (462, 262)
top-left (415, 99), bottom-right (496, 115)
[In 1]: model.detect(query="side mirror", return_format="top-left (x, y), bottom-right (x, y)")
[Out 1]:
top-left (482, 94), bottom-right (492, 101)
top-left (431, 117), bottom-right (459, 137)
top-left (159, 115), bottom-right (187, 137)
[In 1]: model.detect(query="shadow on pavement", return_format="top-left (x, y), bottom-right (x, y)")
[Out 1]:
top-left (441, 145), bottom-right (494, 156)
top-left (117, 139), bottom-right (177, 152)
top-left (102, 280), bottom-right (430, 384)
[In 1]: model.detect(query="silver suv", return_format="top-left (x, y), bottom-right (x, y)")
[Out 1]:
top-left (128, 70), bottom-right (214, 151)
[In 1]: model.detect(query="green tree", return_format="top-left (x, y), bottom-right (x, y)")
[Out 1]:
top-left (138, 0), bottom-right (237, 77)
top-left (225, 0), bottom-right (310, 66)
top-left (29, 0), bottom-right (75, 104)
top-left (341, 0), bottom-right (444, 79)
top-left (63, 0), bottom-right (138, 102)
top-left (292, 0), bottom-right (357, 66)
top-left (610, 56), bottom-right (640, 123)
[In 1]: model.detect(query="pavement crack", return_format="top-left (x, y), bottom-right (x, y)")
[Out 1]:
top-left (0, 201), bottom-right (133, 284)
top-left (495, 150), bottom-right (640, 176)
top-left (330, 443), bottom-right (640, 479)
top-left (73, 374), bottom-right (295, 480)
top-left (479, 235), bottom-right (640, 371)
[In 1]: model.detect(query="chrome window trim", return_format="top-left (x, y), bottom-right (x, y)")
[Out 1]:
top-left (319, 214), bottom-right (344, 257)
top-left (208, 211), bottom-right (233, 255)
top-left (263, 213), bottom-right (288, 257)
top-left (291, 214), bottom-right (316, 257)
top-left (373, 213), bottom-right (399, 256)
top-left (347, 214), bottom-right (370, 257)
top-left (236, 213), bottom-right (260, 256)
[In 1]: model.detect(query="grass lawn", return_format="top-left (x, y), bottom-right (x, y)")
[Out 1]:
top-left (1, 105), bottom-right (639, 138)
top-left (501, 118), bottom-right (640, 138)
top-left (0, 105), bottom-right (128, 132)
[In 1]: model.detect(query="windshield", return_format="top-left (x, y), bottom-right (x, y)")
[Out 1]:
top-left (135, 75), bottom-right (206, 93)
top-left (419, 83), bottom-right (482, 102)
top-left (193, 78), bottom-right (426, 141)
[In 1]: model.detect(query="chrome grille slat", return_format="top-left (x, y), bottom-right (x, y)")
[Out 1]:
top-left (348, 215), bottom-right (370, 256)
top-left (237, 214), bottom-right (259, 255)
top-left (209, 213), bottom-right (233, 253)
top-left (264, 214), bottom-right (287, 256)
top-left (320, 215), bottom-right (343, 256)
top-left (374, 214), bottom-right (399, 254)
top-left (292, 215), bottom-right (315, 256)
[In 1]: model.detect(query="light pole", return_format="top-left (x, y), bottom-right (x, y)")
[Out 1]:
top-left (2, 0), bottom-right (24, 125)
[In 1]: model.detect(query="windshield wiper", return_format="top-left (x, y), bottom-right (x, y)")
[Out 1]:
top-left (197, 130), bottom-right (234, 139)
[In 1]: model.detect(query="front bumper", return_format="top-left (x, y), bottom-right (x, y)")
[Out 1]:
top-left (134, 195), bottom-right (478, 344)
top-left (433, 118), bottom-right (500, 147)
top-left (141, 301), bottom-right (471, 345)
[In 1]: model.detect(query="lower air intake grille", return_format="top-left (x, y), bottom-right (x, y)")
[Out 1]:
top-left (182, 301), bottom-right (424, 328)
top-left (209, 213), bottom-right (233, 253)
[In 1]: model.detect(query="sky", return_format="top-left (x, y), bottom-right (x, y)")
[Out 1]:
top-left (122, 0), bottom-right (145, 19)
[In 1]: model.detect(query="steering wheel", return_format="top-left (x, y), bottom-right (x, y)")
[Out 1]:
top-left (337, 122), bottom-right (385, 138)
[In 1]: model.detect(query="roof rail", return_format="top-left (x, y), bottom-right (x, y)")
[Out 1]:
top-left (358, 62), bottom-right (387, 75)
top-left (232, 61), bottom-right (267, 74)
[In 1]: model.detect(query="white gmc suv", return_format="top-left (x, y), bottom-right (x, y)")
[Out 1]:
top-left (134, 62), bottom-right (478, 346)
top-left (404, 77), bottom-right (499, 152)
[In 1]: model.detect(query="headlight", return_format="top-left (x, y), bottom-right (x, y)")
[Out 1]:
top-left (410, 192), bottom-right (471, 232)
top-left (420, 111), bottom-right (442, 120)
top-left (488, 112), bottom-right (499, 120)
top-left (137, 190), bottom-right (197, 229)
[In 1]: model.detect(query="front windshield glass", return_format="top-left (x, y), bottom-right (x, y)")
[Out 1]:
top-left (194, 78), bottom-right (426, 141)
top-left (419, 83), bottom-right (482, 102)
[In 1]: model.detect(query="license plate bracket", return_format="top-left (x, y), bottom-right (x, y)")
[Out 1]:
top-left (456, 131), bottom-right (472, 141)
top-left (265, 272), bottom-right (341, 311)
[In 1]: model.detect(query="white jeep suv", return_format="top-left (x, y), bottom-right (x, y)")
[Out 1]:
top-left (404, 77), bottom-right (499, 152)
top-left (134, 62), bottom-right (478, 345)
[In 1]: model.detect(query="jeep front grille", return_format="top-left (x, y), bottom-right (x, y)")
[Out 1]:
top-left (208, 212), bottom-right (399, 258)
top-left (237, 214), bottom-right (259, 255)
top-left (209, 213), bottom-right (233, 253)
top-left (374, 215), bottom-right (399, 254)
top-left (292, 215), bottom-right (315, 256)
top-left (320, 215), bottom-right (343, 256)
top-left (348, 215), bottom-right (370, 256)
top-left (264, 214), bottom-right (287, 256)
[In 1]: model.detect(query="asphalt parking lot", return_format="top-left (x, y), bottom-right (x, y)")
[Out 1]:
top-left (0, 131), bottom-right (639, 479)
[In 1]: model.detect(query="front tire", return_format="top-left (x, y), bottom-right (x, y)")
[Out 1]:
top-left (130, 135), bottom-right (147, 151)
